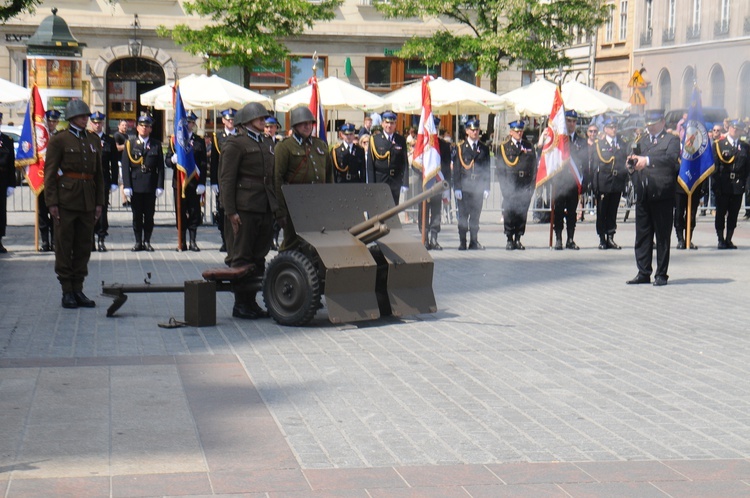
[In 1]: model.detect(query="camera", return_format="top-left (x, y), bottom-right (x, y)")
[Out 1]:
top-left (627, 144), bottom-right (640, 172)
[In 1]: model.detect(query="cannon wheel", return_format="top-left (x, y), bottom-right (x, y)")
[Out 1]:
top-left (263, 251), bottom-right (321, 326)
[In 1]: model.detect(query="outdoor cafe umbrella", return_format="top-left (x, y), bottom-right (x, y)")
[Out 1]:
top-left (274, 76), bottom-right (385, 112)
top-left (382, 77), bottom-right (508, 114)
top-left (140, 74), bottom-right (273, 110)
top-left (0, 78), bottom-right (29, 107)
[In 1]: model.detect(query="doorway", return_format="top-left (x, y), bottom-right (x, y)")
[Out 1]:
top-left (105, 57), bottom-right (166, 139)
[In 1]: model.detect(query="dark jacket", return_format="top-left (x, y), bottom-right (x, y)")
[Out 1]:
top-left (166, 133), bottom-right (208, 189)
top-left (712, 137), bottom-right (749, 197)
top-left (121, 136), bottom-right (165, 194)
top-left (369, 131), bottom-right (409, 188)
top-left (44, 127), bottom-right (105, 211)
top-left (220, 129), bottom-right (277, 216)
top-left (631, 130), bottom-right (681, 203)
top-left (0, 133), bottom-right (15, 189)
top-left (210, 129), bottom-right (238, 186)
top-left (498, 138), bottom-right (536, 192)
top-left (593, 135), bottom-right (629, 194)
top-left (332, 142), bottom-right (366, 183)
top-left (453, 139), bottom-right (491, 193)
top-left (95, 132), bottom-right (119, 187)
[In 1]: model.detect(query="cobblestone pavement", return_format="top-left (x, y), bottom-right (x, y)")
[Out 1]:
top-left (1, 211), bottom-right (749, 497)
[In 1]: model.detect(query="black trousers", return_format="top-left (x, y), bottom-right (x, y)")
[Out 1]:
top-left (417, 195), bottom-right (442, 237)
top-left (131, 192), bottom-right (156, 237)
top-left (596, 192), bottom-right (620, 237)
top-left (0, 186), bottom-right (7, 238)
top-left (37, 194), bottom-right (54, 238)
top-left (634, 198), bottom-right (673, 279)
top-left (553, 188), bottom-right (578, 239)
top-left (714, 193), bottom-right (743, 236)
top-left (457, 189), bottom-right (483, 241)
top-left (502, 187), bottom-right (533, 237)
top-left (174, 187), bottom-right (202, 231)
top-left (673, 192), bottom-right (700, 239)
top-left (94, 196), bottom-right (110, 238)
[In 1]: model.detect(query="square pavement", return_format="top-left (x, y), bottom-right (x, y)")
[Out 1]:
top-left (1, 212), bottom-right (749, 497)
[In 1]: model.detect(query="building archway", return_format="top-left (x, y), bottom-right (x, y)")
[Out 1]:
top-left (681, 66), bottom-right (695, 108)
top-left (708, 64), bottom-right (725, 109)
top-left (601, 82), bottom-right (621, 100)
top-left (739, 62), bottom-right (750, 119)
top-left (657, 69), bottom-right (671, 110)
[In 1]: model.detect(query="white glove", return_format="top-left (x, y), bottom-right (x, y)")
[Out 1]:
top-left (110, 184), bottom-right (118, 192)
top-left (454, 189), bottom-right (463, 200)
top-left (196, 184), bottom-right (206, 195)
top-left (400, 186), bottom-right (409, 194)
top-left (123, 188), bottom-right (133, 197)
top-left (442, 190), bottom-right (450, 200)
top-left (155, 188), bottom-right (164, 198)
top-left (171, 154), bottom-right (178, 165)
top-left (483, 190), bottom-right (490, 200)
top-left (211, 184), bottom-right (219, 195)
top-left (6, 187), bottom-right (14, 197)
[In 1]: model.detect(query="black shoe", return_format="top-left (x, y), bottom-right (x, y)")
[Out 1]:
top-left (246, 301), bottom-right (270, 319)
top-left (653, 276), bottom-right (668, 286)
top-left (598, 238), bottom-right (608, 250)
top-left (566, 240), bottom-right (580, 250)
top-left (726, 240), bottom-right (737, 249)
top-left (626, 274), bottom-right (651, 285)
top-left (144, 242), bottom-right (155, 252)
top-left (232, 303), bottom-right (259, 319)
top-left (0, 242), bottom-right (7, 254)
top-left (506, 240), bottom-right (515, 251)
top-left (62, 292), bottom-right (78, 309)
top-left (689, 242), bottom-right (698, 250)
top-left (41, 242), bottom-right (52, 252)
top-left (97, 240), bottom-right (107, 252)
top-left (606, 236), bottom-right (621, 250)
top-left (430, 239), bottom-right (442, 251)
top-left (514, 239), bottom-right (525, 250)
top-left (132, 243), bottom-right (144, 252)
top-left (718, 240), bottom-right (727, 249)
top-left (554, 239), bottom-right (563, 250)
top-left (676, 240), bottom-right (686, 250)
top-left (219, 242), bottom-right (227, 252)
top-left (468, 241), bottom-right (485, 250)
top-left (458, 241), bottom-right (467, 251)
top-left (73, 291), bottom-right (96, 307)
top-left (189, 241), bottom-right (200, 252)
top-left (424, 240), bottom-right (433, 250)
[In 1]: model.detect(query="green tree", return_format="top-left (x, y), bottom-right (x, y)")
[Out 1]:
top-left (157, 0), bottom-right (342, 71)
top-left (374, 0), bottom-right (607, 94)
top-left (1, 0), bottom-right (41, 23)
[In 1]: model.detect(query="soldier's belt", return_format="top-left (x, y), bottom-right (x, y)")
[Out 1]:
top-left (62, 172), bottom-right (95, 181)
top-left (239, 175), bottom-right (272, 185)
top-left (389, 169), bottom-right (396, 177)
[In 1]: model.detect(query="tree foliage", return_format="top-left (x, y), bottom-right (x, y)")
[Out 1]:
top-left (375, 0), bottom-right (607, 92)
top-left (0, 0), bottom-right (41, 24)
top-left (158, 0), bottom-right (343, 70)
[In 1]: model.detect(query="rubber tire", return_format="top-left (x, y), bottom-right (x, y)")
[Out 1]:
top-left (263, 251), bottom-right (321, 326)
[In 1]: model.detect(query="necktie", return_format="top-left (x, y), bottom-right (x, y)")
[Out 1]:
top-left (651, 135), bottom-right (657, 144)
top-left (472, 142), bottom-right (478, 153)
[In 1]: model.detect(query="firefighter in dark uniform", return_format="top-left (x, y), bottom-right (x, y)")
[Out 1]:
top-left (89, 111), bottom-right (118, 252)
top-left (551, 109), bottom-right (585, 250)
top-left (674, 180), bottom-right (705, 250)
top-left (166, 111), bottom-right (207, 252)
top-left (220, 102), bottom-right (277, 319)
top-left (122, 114), bottom-right (165, 252)
top-left (626, 109), bottom-right (681, 286)
top-left (210, 108), bottom-right (237, 252)
top-left (43, 99), bottom-right (105, 309)
top-left (415, 117), bottom-right (452, 250)
top-left (369, 111), bottom-right (408, 205)
top-left (38, 109), bottom-right (62, 251)
top-left (0, 112), bottom-right (16, 253)
top-left (264, 115), bottom-right (284, 250)
top-left (453, 118), bottom-right (490, 250)
top-left (332, 123), bottom-right (366, 184)
top-left (498, 120), bottom-right (536, 250)
top-left (593, 117), bottom-right (629, 250)
top-left (274, 107), bottom-right (332, 251)
top-left (712, 119), bottom-right (749, 249)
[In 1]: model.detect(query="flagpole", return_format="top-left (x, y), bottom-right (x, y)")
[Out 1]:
top-left (548, 186), bottom-right (555, 249)
top-left (35, 196), bottom-right (40, 252)
top-left (686, 192), bottom-right (692, 248)
top-left (421, 200), bottom-right (427, 245)
top-left (177, 170), bottom-right (183, 251)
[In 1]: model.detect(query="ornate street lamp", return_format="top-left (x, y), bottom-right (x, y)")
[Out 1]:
top-left (128, 14), bottom-right (142, 57)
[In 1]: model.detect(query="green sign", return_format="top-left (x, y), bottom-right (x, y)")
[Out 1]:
top-left (383, 48), bottom-right (398, 56)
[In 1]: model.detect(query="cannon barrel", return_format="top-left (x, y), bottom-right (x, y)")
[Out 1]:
top-left (349, 180), bottom-right (449, 238)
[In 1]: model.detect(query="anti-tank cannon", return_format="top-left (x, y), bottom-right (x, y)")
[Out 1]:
top-left (263, 181), bottom-right (448, 326)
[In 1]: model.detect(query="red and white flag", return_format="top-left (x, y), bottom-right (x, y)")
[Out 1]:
top-left (412, 76), bottom-right (442, 187)
top-left (535, 86), bottom-right (582, 191)
top-left (15, 85), bottom-right (48, 195)
top-left (308, 75), bottom-right (327, 144)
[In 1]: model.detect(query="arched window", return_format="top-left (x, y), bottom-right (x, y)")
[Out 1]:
top-left (709, 65), bottom-right (725, 108)
top-left (739, 63), bottom-right (750, 119)
top-left (682, 66), bottom-right (695, 108)
top-left (658, 69), bottom-right (672, 110)
top-left (601, 82), bottom-right (621, 100)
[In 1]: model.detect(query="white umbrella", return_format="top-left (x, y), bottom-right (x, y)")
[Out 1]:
top-left (274, 76), bottom-right (385, 112)
top-left (0, 78), bottom-right (29, 107)
top-left (382, 77), bottom-right (507, 114)
top-left (140, 74), bottom-right (273, 110)
top-left (497, 78), bottom-right (631, 117)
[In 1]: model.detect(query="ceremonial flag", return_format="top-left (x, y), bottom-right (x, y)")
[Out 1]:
top-left (173, 83), bottom-right (197, 197)
top-left (678, 86), bottom-right (714, 194)
top-left (308, 75), bottom-right (327, 144)
top-left (535, 86), bottom-right (582, 192)
top-left (412, 76), bottom-right (443, 188)
top-left (15, 85), bottom-right (48, 195)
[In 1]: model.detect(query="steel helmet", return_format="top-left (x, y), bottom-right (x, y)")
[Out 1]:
top-left (65, 99), bottom-right (91, 121)
top-left (237, 102), bottom-right (269, 125)
top-left (290, 107), bottom-right (315, 127)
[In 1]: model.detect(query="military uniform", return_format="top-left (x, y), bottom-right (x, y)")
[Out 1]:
top-left (331, 141), bottom-right (366, 183)
top-left (210, 118), bottom-right (238, 251)
top-left (453, 138), bottom-right (490, 248)
top-left (274, 133), bottom-right (331, 250)
top-left (369, 131), bottom-right (408, 205)
top-left (93, 128), bottom-right (119, 250)
top-left (629, 116), bottom-right (681, 284)
top-left (166, 131), bottom-right (208, 250)
top-left (593, 134), bottom-right (629, 249)
top-left (712, 135), bottom-right (749, 248)
top-left (43, 124), bottom-right (105, 299)
top-left (121, 132), bottom-right (164, 250)
top-left (0, 129), bottom-right (15, 252)
top-left (498, 135), bottom-right (536, 248)
top-left (674, 179), bottom-right (705, 249)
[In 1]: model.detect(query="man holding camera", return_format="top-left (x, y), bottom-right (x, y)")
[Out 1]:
top-left (626, 110), bottom-right (681, 286)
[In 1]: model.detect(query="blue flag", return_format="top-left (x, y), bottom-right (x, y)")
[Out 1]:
top-left (173, 85), bottom-right (197, 197)
top-left (678, 87), bottom-right (714, 194)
